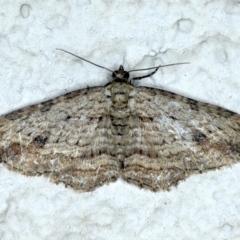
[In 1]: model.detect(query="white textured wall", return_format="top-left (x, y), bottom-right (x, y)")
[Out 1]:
top-left (0, 1), bottom-right (240, 239)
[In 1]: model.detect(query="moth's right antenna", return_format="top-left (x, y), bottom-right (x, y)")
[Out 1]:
top-left (130, 62), bottom-right (190, 81)
top-left (56, 48), bottom-right (113, 73)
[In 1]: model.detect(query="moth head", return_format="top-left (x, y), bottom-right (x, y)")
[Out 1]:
top-left (112, 65), bottom-right (130, 81)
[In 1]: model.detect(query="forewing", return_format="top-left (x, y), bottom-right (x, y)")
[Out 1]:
top-left (0, 87), bottom-right (119, 192)
top-left (123, 87), bottom-right (240, 191)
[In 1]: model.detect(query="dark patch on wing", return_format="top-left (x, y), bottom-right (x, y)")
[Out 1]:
top-left (187, 99), bottom-right (199, 111)
top-left (33, 135), bottom-right (48, 146)
top-left (193, 131), bottom-right (206, 143)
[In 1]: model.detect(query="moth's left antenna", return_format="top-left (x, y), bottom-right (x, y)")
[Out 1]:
top-left (56, 48), bottom-right (113, 73)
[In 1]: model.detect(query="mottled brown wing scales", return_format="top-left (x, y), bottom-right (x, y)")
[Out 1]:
top-left (122, 87), bottom-right (240, 190)
top-left (0, 87), bottom-right (119, 192)
top-left (0, 82), bottom-right (240, 192)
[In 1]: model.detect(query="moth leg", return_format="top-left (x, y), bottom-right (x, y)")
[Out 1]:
top-left (132, 67), bottom-right (159, 81)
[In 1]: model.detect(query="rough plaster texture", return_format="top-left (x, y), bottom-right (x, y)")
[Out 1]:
top-left (0, 1), bottom-right (240, 239)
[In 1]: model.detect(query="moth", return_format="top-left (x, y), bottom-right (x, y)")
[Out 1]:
top-left (0, 49), bottom-right (239, 192)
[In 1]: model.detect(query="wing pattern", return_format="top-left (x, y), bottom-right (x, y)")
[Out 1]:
top-left (0, 80), bottom-right (239, 192)
top-left (123, 87), bottom-right (240, 190)
top-left (0, 87), bottom-right (119, 191)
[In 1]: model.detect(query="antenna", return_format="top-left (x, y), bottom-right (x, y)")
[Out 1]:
top-left (56, 48), bottom-right (189, 81)
top-left (129, 62), bottom-right (189, 72)
top-left (56, 48), bottom-right (113, 73)
top-left (130, 62), bottom-right (190, 81)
